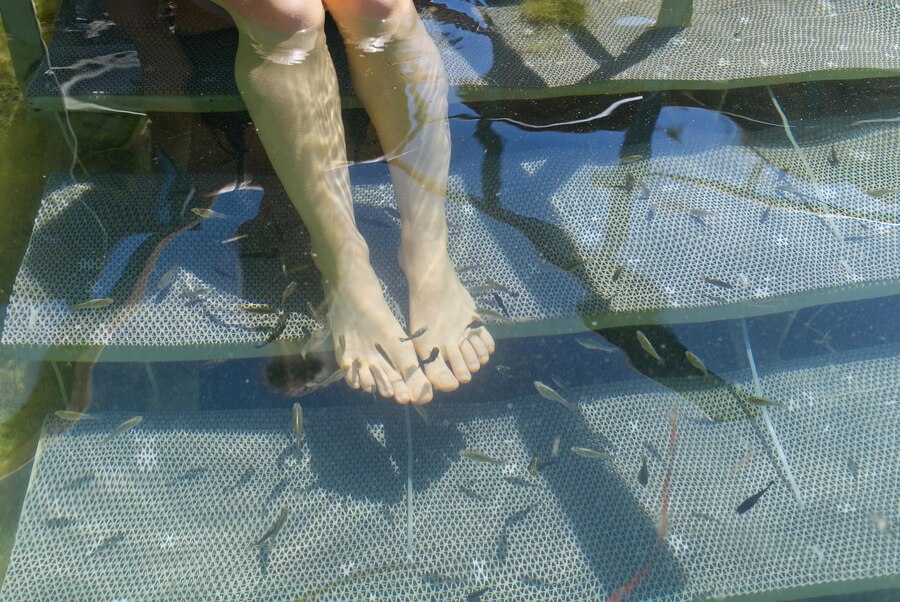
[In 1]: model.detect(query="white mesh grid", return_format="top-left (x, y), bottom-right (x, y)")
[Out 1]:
top-left (25, 0), bottom-right (900, 109)
top-left (2, 114), bottom-right (900, 358)
top-left (1, 345), bottom-right (898, 600)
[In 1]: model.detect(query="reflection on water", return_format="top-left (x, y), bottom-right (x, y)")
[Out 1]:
top-left (1, 0), bottom-right (899, 599)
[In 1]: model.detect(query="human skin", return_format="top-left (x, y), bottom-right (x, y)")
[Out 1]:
top-left (210, 0), bottom-right (495, 404)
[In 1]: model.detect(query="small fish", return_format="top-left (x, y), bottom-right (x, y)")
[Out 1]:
top-left (418, 347), bottom-right (440, 368)
top-left (241, 303), bottom-right (279, 314)
top-left (528, 455), bottom-right (542, 475)
top-left (636, 330), bottom-right (664, 365)
top-left (383, 206), bottom-right (402, 220)
top-left (663, 126), bottom-right (683, 142)
top-left (191, 207), bottom-right (228, 219)
top-left (65, 473), bottom-right (96, 489)
top-left (491, 292), bottom-right (510, 318)
top-left (460, 449), bottom-right (505, 464)
top-left (496, 364), bottom-right (518, 378)
top-left (281, 281), bottom-right (298, 305)
top-left (374, 343), bottom-right (398, 371)
top-left (167, 467), bottom-right (208, 485)
top-left (760, 206), bottom-right (772, 223)
top-left (551, 375), bottom-right (567, 391)
top-left (487, 278), bottom-right (519, 297)
top-left (224, 467), bottom-right (254, 493)
top-left (560, 258), bottom-right (585, 272)
top-left (637, 455), bottom-right (649, 486)
top-left (457, 264), bottom-right (484, 274)
top-left (736, 480), bottom-right (774, 514)
top-left (643, 442), bottom-right (663, 463)
top-left (358, 216), bottom-right (391, 229)
top-left (637, 182), bottom-right (651, 201)
top-left (413, 404), bottom-right (429, 426)
top-left (504, 475), bottom-right (536, 488)
top-left (571, 447), bottom-right (613, 460)
top-left (730, 447), bottom-right (755, 474)
top-left (44, 517), bottom-right (76, 529)
top-left (746, 395), bottom-right (783, 407)
top-left (220, 233), bottom-right (248, 244)
top-left (689, 213), bottom-right (709, 228)
top-left (157, 267), bottom-right (176, 290)
top-left (866, 188), bottom-right (899, 198)
top-left (827, 145), bottom-right (840, 167)
top-left (92, 532), bottom-right (125, 556)
top-left (101, 416), bottom-right (143, 444)
top-left (318, 367), bottom-right (348, 387)
top-left (476, 307), bottom-right (507, 322)
top-left (466, 319), bottom-right (485, 330)
top-left (551, 436), bottom-right (561, 458)
top-left (576, 337), bottom-right (618, 353)
top-left (620, 154), bottom-right (643, 164)
top-left (690, 512), bottom-right (722, 524)
top-left (55, 410), bottom-right (98, 421)
top-left (685, 351), bottom-right (708, 375)
top-left (616, 172), bottom-right (636, 191)
top-left (869, 512), bottom-right (892, 534)
top-left (533, 381), bottom-right (572, 410)
top-left (611, 266), bottom-right (623, 282)
top-left (702, 276), bottom-right (734, 289)
top-left (71, 298), bottom-right (114, 310)
top-left (256, 312), bottom-right (287, 348)
top-left (292, 402), bottom-right (303, 454)
top-left (400, 326), bottom-right (428, 342)
top-left (467, 587), bottom-right (491, 602)
top-left (846, 456), bottom-right (860, 478)
top-left (459, 481), bottom-right (487, 500)
top-left (252, 506), bottom-right (290, 548)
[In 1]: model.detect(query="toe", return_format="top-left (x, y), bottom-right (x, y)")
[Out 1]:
top-left (444, 345), bottom-right (472, 383)
top-left (370, 365), bottom-right (395, 399)
top-left (392, 379), bottom-right (411, 404)
top-left (468, 333), bottom-right (490, 364)
top-left (346, 362), bottom-right (361, 389)
top-left (423, 359), bottom-right (459, 392)
top-left (478, 328), bottom-right (496, 353)
top-left (358, 364), bottom-right (377, 394)
top-left (406, 369), bottom-right (434, 404)
top-left (460, 340), bottom-right (481, 373)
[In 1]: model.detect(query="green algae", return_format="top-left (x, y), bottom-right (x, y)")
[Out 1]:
top-left (522, 0), bottom-right (587, 28)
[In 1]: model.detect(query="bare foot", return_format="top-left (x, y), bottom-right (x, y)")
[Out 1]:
top-left (402, 246), bottom-right (495, 392)
top-left (325, 259), bottom-right (433, 404)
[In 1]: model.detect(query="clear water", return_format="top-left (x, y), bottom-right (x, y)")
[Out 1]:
top-left (1, 1), bottom-right (899, 599)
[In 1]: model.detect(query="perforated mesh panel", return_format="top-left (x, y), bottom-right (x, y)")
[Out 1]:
top-left (25, 1), bottom-right (900, 111)
top-left (3, 112), bottom-right (900, 359)
top-left (2, 345), bottom-right (898, 600)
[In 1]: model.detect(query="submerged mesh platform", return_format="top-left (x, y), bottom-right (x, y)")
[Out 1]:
top-left (2, 345), bottom-right (898, 600)
top-left (25, 0), bottom-right (900, 111)
top-left (2, 109), bottom-right (900, 360)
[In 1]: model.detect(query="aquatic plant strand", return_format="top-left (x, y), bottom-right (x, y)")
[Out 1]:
top-left (741, 318), bottom-right (803, 505)
top-left (404, 405), bottom-right (414, 561)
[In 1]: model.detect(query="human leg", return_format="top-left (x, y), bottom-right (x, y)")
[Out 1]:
top-left (212, 0), bottom-right (433, 403)
top-left (324, 0), bottom-right (495, 392)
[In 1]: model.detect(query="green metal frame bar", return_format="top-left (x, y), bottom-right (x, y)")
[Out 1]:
top-left (656, 0), bottom-right (693, 29)
top-left (0, 0), bottom-right (45, 88)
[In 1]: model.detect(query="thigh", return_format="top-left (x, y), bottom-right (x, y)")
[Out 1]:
top-left (322, 0), bottom-right (415, 21)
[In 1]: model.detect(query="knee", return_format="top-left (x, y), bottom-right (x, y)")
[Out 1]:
top-left (326, 0), bottom-right (415, 21)
top-left (218, 0), bottom-right (325, 31)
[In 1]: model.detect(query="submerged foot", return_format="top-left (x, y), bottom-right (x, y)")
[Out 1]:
top-left (326, 260), bottom-right (433, 405)
top-left (402, 247), bottom-right (495, 392)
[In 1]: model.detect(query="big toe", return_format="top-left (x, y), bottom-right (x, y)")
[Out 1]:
top-left (423, 357), bottom-right (459, 392)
